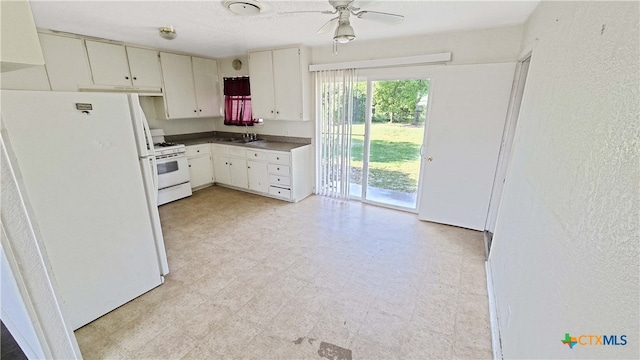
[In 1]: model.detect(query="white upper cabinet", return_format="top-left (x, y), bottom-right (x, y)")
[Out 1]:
top-left (0, 0), bottom-right (44, 72)
top-left (248, 47), bottom-right (311, 121)
top-left (272, 48), bottom-right (304, 121)
top-left (85, 41), bottom-right (131, 87)
top-left (159, 52), bottom-right (221, 119)
top-left (86, 42), bottom-right (162, 89)
top-left (38, 33), bottom-right (92, 91)
top-left (248, 50), bottom-right (275, 119)
top-left (159, 52), bottom-right (198, 119)
top-left (126, 47), bottom-right (162, 88)
top-left (192, 57), bottom-right (221, 117)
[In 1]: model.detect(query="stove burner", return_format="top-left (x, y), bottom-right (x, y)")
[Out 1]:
top-left (154, 142), bottom-right (178, 147)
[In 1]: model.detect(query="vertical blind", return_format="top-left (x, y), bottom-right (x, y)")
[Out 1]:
top-left (317, 68), bottom-right (356, 199)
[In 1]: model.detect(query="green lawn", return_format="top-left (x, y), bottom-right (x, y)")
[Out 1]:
top-left (350, 123), bottom-right (424, 193)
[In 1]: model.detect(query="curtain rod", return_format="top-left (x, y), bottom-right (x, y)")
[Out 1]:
top-left (308, 52), bottom-right (451, 72)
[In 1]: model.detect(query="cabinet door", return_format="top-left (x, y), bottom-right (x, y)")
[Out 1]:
top-left (248, 50), bottom-right (275, 119)
top-left (272, 48), bottom-right (303, 120)
top-left (85, 41), bottom-right (132, 87)
top-left (1, 65), bottom-right (50, 90)
top-left (188, 155), bottom-right (213, 189)
top-left (212, 154), bottom-right (231, 185)
top-left (159, 52), bottom-right (198, 119)
top-left (127, 47), bottom-right (162, 88)
top-left (247, 160), bottom-right (268, 193)
top-left (192, 57), bottom-right (221, 117)
top-left (38, 33), bottom-right (92, 91)
top-left (229, 157), bottom-right (248, 189)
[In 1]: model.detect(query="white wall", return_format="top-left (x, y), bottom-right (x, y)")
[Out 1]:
top-left (488, 2), bottom-right (639, 358)
top-left (311, 25), bottom-right (523, 65)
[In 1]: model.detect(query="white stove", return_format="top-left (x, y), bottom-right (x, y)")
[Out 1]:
top-left (153, 142), bottom-right (186, 157)
top-left (150, 130), bottom-right (191, 205)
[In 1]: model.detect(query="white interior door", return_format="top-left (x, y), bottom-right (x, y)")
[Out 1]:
top-left (418, 63), bottom-right (516, 230)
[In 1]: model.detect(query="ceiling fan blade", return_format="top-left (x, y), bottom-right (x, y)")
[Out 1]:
top-left (279, 10), bottom-right (335, 15)
top-left (350, 0), bottom-right (381, 11)
top-left (355, 10), bottom-right (404, 24)
top-left (317, 17), bottom-right (339, 34)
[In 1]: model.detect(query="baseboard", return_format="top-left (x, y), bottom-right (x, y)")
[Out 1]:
top-left (485, 261), bottom-right (503, 360)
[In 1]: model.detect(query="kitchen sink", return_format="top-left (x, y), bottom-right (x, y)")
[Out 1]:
top-left (212, 137), bottom-right (262, 144)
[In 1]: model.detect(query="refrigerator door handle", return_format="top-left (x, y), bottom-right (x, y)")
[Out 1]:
top-left (151, 155), bottom-right (159, 199)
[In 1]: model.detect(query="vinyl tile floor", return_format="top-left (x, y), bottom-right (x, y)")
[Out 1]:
top-left (75, 186), bottom-right (492, 359)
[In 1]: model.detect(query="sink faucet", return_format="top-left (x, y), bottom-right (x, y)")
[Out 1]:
top-left (244, 125), bottom-right (257, 141)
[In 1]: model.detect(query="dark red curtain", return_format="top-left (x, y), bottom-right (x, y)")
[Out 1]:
top-left (224, 77), bottom-right (256, 126)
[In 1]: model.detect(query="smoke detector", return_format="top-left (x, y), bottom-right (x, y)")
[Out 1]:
top-left (224, 0), bottom-right (263, 15)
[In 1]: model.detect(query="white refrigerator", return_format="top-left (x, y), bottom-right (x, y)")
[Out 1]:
top-left (1, 90), bottom-right (169, 330)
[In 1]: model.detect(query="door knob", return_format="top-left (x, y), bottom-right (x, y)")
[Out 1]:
top-left (427, 157), bottom-right (433, 162)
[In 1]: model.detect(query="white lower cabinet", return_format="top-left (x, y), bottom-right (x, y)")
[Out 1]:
top-left (211, 144), bottom-right (312, 202)
top-left (186, 144), bottom-right (213, 190)
top-left (228, 157), bottom-right (248, 189)
top-left (212, 145), bottom-right (248, 189)
top-left (247, 160), bottom-right (268, 193)
top-left (212, 154), bottom-right (231, 185)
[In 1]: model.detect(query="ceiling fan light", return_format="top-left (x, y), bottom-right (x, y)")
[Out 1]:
top-left (333, 23), bottom-right (355, 43)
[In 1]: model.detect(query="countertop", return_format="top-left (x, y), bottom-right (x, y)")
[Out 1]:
top-left (178, 137), bottom-right (310, 152)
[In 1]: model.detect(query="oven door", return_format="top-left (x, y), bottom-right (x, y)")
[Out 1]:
top-left (156, 154), bottom-right (190, 190)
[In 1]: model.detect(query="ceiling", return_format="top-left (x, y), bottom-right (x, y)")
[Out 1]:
top-left (30, 0), bottom-right (539, 59)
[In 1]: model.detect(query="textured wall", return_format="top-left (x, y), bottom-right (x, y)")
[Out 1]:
top-left (488, 1), bottom-right (639, 358)
top-left (1, 130), bottom-right (81, 358)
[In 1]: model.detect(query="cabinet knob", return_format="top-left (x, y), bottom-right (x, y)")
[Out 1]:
top-left (199, 109), bottom-right (202, 112)
top-left (133, 77), bottom-right (137, 80)
top-left (225, 162), bottom-right (228, 165)
top-left (254, 154), bottom-right (257, 157)
top-left (248, 166), bottom-right (251, 169)
top-left (197, 150), bottom-right (200, 152)
top-left (194, 110), bottom-right (197, 113)
top-left (270, 110), bottom-right (274, 114)
top-left (277, 167), bottom-right (280, 170)
top-left (277, 178), bottom-right (280, 181)
top-left (189, 165), bottom-right (191, 167)
top-left (125, 76), bottom-right (129, 80)
top-left (276, 157), bottom-right (280, 160)
top-left (276, 111), bottom-right (280, 114)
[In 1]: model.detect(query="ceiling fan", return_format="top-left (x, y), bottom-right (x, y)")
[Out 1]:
top-left (282, 0), bottom-right (404, 44)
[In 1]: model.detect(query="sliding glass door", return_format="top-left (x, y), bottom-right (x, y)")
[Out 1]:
top-left (351, 78), bottom-right (430, 211)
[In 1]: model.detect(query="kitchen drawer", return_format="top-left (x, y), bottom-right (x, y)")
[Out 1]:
top-left (269, 186), bottom-right (291, 199)
top-left (228, 146), bottom-right (246, 158)
top-left (267, 152), bottom-right (290, 165)
top-left (185, 144), bottom-right (210, 157)
top-left (211, 144), bottom-right (228, 155)
top-left (269, 174), bottom-right (291, 187)
top-left (268, 163), bottom-right (290, 176)
top-left (246, 150), bottom-right (267, 161)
